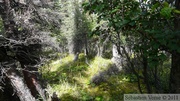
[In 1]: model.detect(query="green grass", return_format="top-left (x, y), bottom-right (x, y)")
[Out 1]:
top-left (42, 53), bottom-right (141, 101)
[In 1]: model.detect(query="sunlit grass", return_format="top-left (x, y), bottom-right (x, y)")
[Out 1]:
top-left (52, 82), bottom-right (79, 97)
top-left (42, 53), bottom-right (142, 101)
top-left (86, 57), bottom-right (113, 78)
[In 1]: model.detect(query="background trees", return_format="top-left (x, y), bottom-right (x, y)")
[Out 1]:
top-left (83, 0), bottom-right (180, 93)
top-left (59, 0), bottom-right (90, 55)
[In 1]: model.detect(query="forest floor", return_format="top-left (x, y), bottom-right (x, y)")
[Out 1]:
top-left (42, 53), bottom-right (145, 101)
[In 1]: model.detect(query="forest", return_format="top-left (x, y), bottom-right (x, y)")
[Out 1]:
top-left (0, 0), bottom-right (180, 101)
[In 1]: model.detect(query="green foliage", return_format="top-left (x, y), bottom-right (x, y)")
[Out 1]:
top-left (83, 0), bottom-right (140, 31)
top-left (82, 0), bottom-right (176, 93)
top-left (173, 9), bottom-right (180, 14)
top-left (160, 7), bottom-right (173, 19)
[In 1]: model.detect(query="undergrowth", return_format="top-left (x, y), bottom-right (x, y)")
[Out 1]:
top-left (42, 53), bottom-right (141, 101)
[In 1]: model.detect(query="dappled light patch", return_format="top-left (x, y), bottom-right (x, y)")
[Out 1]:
top-left (52, 82), bottom-right (79, 97)
top-left (42, 54), bottom-right (145, 100)
top-left (86, 57), bottom-right (113, 77)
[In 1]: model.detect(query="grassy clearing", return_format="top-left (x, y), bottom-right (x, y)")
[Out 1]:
top-left (42, 53), bottom-right (141, 101)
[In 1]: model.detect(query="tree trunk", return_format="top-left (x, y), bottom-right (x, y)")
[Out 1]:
top-left (96, 43), bottom-right (103, 57)
top-left (6, 68), bottom-right (36, 101)
top-left (170, 52), bottom-right (180, 93)
top-left (22, 69), bottom-right (46, 100)
top-left (169, 0), bottom-right (180, 93)
top-left (84, 33), bottom-right (89, 56)
top-left (96, 35), bottom-right (110, 57)
top-left (68, 37), bottom-right (83, 54)
top-left (143, 56), bottom-right (152, 93)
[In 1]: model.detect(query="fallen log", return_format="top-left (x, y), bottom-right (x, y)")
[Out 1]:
top-left (6, 68), bottom-right (36, 101)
